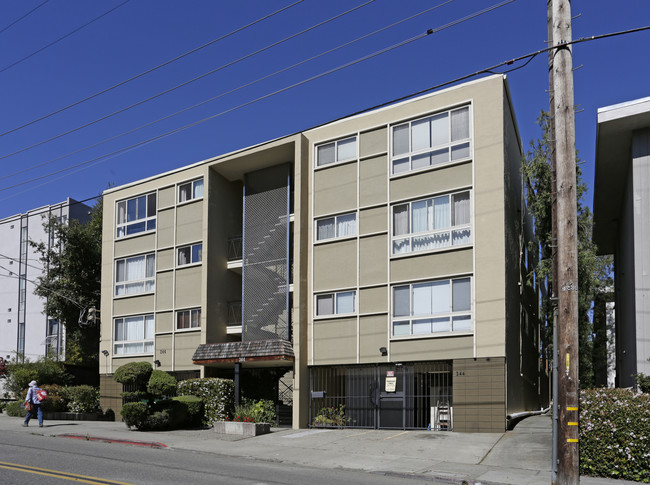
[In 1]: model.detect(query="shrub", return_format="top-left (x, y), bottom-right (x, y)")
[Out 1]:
top-left (173, 395), bottom-right (203, 427)
top-left (40, 384), bottom-right (67, 412)
top-left (114, 362), bottom-right (152, 402)
top-left (5, 357), bottom-right (70, 396)
top-left (232, 398), bottom-right (276, 424)
top-left (580, 388), bottom-right (650, 482)
top-left (148, 370), bottom-right (177, 398)
top-left (177, 378), bottom-right (234, 425)
top-left (5, 401), bottom-right (26, 417)
top-left (121, 402), bottom-right (149, 429)
top-left (65, 385), bottom-right (99, 413)
top-left (144, 410), bottom-right (172, 430)
top-left (312, 404), bottom-right (349, 427)
top-left (634, 373), bottom-right (650, 394)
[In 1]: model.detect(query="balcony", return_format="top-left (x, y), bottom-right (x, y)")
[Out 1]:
top-left (227, 301), bottom-right (242, 335)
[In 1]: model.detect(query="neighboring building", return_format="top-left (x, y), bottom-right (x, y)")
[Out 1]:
top-left (0, 199), bottom-right (90, 363)
top-left (99, 74), bottom-right (547, 431)
top-left (593, 96), bottom-right (650, 387)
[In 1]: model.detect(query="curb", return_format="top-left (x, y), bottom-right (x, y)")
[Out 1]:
top-left (57, 433), bottom-right (167, 448)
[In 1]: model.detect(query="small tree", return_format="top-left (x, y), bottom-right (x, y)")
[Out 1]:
top-left (30, 199), bottom-right (102, 366)
top-left (147, 370), bottom-right (177, 398)
top-left (5, 356), bottom-right (70, 396)
top-left (113, 362), bottom-right (152, 402)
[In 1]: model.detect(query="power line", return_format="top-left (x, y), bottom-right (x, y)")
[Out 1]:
top-left (0, 0), bottom-right (49, 35)
top-left (0, 253), bottom-right (45, 273)
top-left (0, 0), bottom-right (305, 138)
top-left (0, 0), bottom-right (512, 195)
top-left (0, 0), bottom-right (456, 184)
top-left (0, 0), bottom-right (377, 162)
top-left (0, 0), bottom-right (131, 74)
top-left (0, 265), bottom-right (85, 309)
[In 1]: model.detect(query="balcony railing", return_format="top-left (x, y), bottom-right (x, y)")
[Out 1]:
top-left (227, 236), bottom-right (242, 261)
top-left (228, 301), bottom-right (242, 326)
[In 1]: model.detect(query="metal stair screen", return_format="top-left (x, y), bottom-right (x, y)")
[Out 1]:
top-left (242, 164), bottom-right (290, 341)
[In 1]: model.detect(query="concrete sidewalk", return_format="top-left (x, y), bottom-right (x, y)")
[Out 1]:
top-left (0, 413), bottom-right (638, 485)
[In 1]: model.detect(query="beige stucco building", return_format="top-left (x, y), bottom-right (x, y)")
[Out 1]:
top-left (99, 74), bottom-right (546, 432)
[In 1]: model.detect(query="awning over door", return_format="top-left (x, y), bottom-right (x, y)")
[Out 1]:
top-left (192, 339), bottom-right (294, 368)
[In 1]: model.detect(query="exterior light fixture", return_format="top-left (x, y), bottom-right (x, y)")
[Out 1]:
top-left (379, 347), bottom-right (388, 356)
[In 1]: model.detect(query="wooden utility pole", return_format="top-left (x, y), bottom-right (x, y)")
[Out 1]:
top-left (547, 2), bottom-right (559, 483)
top-left (550, 0), bottom-right (580, 483)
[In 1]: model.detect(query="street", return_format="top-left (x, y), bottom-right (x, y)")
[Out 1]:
top-left (0, 428), bottom-right (446, 485)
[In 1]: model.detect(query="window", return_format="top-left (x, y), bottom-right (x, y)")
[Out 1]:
top-left (392, 106), bottom-right (470, 175)
top-left (392, 277), bottom-right (471, 337)
top-left (116, 193), bottom-right (156, 238)
top-left (392, 191), bottom-right (471, 255)
top-left (178, 178), bottom-right (204, 203)
top-left (177, 308), bottom-right (201, 329)
top-left (114, 315), bottom-right (154, 355)
top-left (315, 213), bottom-right (356, 241)
top-left (115, 254), bottom-right (155, 296)
top-left (315, 290), bottom-right (356, 316)
top-left (177, 243), bottom-right (202, 266)
top-left (316, 136), bottom-right (357, 167)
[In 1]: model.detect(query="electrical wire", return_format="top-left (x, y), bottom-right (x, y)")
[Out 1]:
top-left (0, 0), bottom-right (376, 162)
top-left (0, 253), bottom-right (45, 273)
top-left (0, 195), bottom-right (101, 227)
top-left (0, 0), bottom-right (513, 195)
top-left (0, 265), bottom-right (85, 308)
top-left (0, 0), bottom-right (49, 35)
top-left (0, 0), bottom-right (131, 74)
top-left (0, 0), bottom-right (457, 183)
top-left (0, 0), bottom-right (305, 138)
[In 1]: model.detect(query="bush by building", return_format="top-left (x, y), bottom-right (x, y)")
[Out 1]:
top-left (148, 369), bottom-right (177, 398)
top-left (4, 357), bottom-right (70, 396)
top-left (64, 385), bottom-right (100, 413)
top-left (177, 377), bottom-right (234, 426)
top-left (5, 401), bottom-right (26, 417)
top-left (113, 362), bottom-right (153, 402)
top-left (232, 398), bottom-right (276, 424)
top-left (580, 388), bottom-right (650, 482)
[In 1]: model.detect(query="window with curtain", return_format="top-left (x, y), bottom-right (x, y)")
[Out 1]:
top-left (316, 136), bottom-right (357, 167)
top-left (391, 105), bottom-right (471, 175)
top-left (315, 212), bottom-right (357, 241)
top-left (177, 308), bottom-right (201, 329)
top-left (115, 253), bottom-right (155, 296)
top-left (315, 290), bottom-right (356, 316)
top-left (392, 191), bottom-right (471, 255)
top-left (113, 314), bottom-right (154, 355)
top-left (392, 277), bottom-right (472, 337)
top-left (177, 243), bottom-right (202, 266)
top-left (116, 192), bottom-right (157, 238)
top-left (178, 178), bottom-right (204, 203)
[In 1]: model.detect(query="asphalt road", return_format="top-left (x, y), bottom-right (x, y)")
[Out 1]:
top-left (0, 428), bottom-right (447, 485)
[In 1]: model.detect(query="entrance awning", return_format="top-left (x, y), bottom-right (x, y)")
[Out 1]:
top-left (192, 339), bottom-right (294, 368)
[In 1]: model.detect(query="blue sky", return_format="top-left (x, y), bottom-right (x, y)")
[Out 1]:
top-left (1, 0), bottom-right (649, 220)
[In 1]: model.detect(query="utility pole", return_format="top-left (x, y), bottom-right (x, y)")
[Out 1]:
top-left (549, 0), bottom-right (579, 483)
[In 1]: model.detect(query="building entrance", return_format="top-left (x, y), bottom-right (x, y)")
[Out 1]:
top-left (309, 361), bottom-right (453, 430)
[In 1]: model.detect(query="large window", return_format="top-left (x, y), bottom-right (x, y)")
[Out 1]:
top-left (116, 193), bottom-right (156, 238)
top-left (392, 106), bottom-right (470, 175)
top-left (316, 136), bottom-right (357, 167)
top-left (114, 314), bottom-right (154, 355)
top-left (392, 277), bottom-right (472, 337)
top-left (315, 290), bottom-right (356, 317)
top-left (177, 308), bottom-right (201, 329)
top-left (115, 253), bottom-right (155, 296)
top-left (392, 191), bottom-right (471, 255)
top-left (316, 212), bottom-right (356, 241)
top-left (178, 178), bottom-right (204, 203)
top-left (178, 243), bottom-right (202, 266)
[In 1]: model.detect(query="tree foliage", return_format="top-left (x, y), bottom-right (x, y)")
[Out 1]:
top-left (522, 111), bottom-right (612, 387)
top-left (4, 356), bottom-right (71, 396)
top-left (30, 199), bottom-right (102, 365)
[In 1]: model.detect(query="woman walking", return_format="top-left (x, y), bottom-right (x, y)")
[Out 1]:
top-left (23, 380), bottom-right (44, 427)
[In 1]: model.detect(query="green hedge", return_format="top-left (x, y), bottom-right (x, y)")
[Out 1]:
top-left (121, 402), bottom-right (149, 429)
top-left (173, 395), bottom-right (203, 427)
top-left (65, 385), bottom-right (99, 413)
top-left (148, 370), bottom-right (177, 398)
top-left (177, 378), bottom-right (234, 425)
top-left (580, 388), bottom-right (650, 482)
top-left (5, 401), bottom-right (26, 417)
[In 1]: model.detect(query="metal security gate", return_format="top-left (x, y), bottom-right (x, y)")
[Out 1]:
top-left (309, 362), bottom-right (453, 430)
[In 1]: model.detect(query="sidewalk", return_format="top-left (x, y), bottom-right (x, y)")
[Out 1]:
top-left (0, 413), bottom-right (638, 485)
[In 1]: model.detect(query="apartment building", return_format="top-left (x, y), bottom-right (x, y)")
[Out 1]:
top-left (593, 96), bottom-right (650, 387)
top-left (99, 74), bottom-right (546, 432)
top-left (0, 199), bottom-right (90, 363)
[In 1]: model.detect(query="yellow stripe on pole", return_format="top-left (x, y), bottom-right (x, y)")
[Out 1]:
top-left (567, 406), bottom-right (578, 411)
top-left (568, 422), bottom-right (578, 426)
top-left (567, 438), bottom-right (579, 443)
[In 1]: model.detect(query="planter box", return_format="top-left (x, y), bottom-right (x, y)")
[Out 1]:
top-left (213, 421), bottom-right (270, 437)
